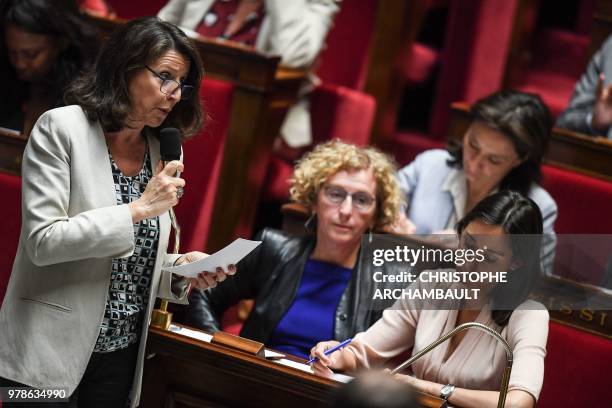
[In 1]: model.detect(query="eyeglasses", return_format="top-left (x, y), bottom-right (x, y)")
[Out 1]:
top-left (144, 65), bottom-right (194, 100)
top-left (322, 185), bottom-right (376, 212)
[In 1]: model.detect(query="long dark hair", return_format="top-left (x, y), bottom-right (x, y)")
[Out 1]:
top-left (0, 0), bottom-right (98, 103)
top-left (65, 17), bottom-right (204, 137)
top-left (447, 90), bottom-right (552, 196)
top-left (456, 190), bottom-right (544, 326)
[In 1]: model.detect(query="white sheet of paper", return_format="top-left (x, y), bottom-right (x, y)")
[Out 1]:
top-left (163, 238), bottom-right (262, 278)
top-left (274, 358), bottom-right (353, 383)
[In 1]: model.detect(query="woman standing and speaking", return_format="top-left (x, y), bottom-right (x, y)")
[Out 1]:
top-left (0, 17), bottom-right (231, 407)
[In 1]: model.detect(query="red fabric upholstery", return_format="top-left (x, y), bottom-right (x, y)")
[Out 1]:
top-left (430, 0), bottom-right (517, 138)
top-left (174, 78), bottom-right (234, 253)
top-left (403, 43), bottom-right (441, 85)
top-left (104, 0), bottom-right (167, 18)
top-left (511, 29), bottom-right (589, 118)
top-left (220, 305), bottom-right (243, 336)
top-left (515, 71), bottom-right (579, 119)
top-left (541, 165), bottom-right (612, 284)
top-left (539, 322), bottom-right (612, 407)
top-left (529, 29), bottom-right (589, 79)
top-left (541, 165), bottom-right (612, 234)
top-left (309, 83), bottom-right (376, 146)
top-left (0, 172), bottom-right (21, 305)
top-left (393, 131), bottom-right (445, 167)
top-left (263, 83), bottom-right (376, 202)
top-left (264, 156), bottom-right (295, 203)
top-left (316, 0), bottom-right (377, 89)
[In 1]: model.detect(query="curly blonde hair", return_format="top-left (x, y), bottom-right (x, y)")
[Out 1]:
top-left (290, 140), bottom-right (404, 230)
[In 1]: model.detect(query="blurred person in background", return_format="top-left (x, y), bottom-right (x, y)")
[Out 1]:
top-left (0, 0), bottom-right (98, 135)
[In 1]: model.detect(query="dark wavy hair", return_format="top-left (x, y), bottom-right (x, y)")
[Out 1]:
top-left (447, 90), bottom-right (552, 196)
top-left (456, 190), bottom-right (544, 327)
top-left (65, 17), bottom-right (204, 137)
top-left (0, 0), bottom-right (98, 106)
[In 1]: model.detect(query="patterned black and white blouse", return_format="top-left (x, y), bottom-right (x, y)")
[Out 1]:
top-left (94, 150), bottom-right (160, 353)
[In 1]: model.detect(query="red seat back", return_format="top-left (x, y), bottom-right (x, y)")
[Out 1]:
top-left (540, 165), bottom-right (612, 285)
top-left (0, 172), bottom-right (21, 305)
top-left (174, 78), bottom-right (234, 253)
top-left (104, 0), bottom-right (167, 18)
top-left (429, 0), bottom-right (518, 138)
top-left (310, 83), bottom-right (376, 146)
top-left (539, 322), bottom-right (612, 407)
top-left (541, 165), bottom-right (612, 234)
top-left (316, 0), bottom-right (377, 90)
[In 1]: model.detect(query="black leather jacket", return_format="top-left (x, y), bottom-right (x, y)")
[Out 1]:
top-left (186, 228), bottom-right (408, 343)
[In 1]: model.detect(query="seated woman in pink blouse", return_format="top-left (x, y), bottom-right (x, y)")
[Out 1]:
top-left (311, 190), bottom-right (549, 408)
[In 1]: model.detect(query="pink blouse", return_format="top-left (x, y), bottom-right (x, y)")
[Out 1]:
top-left (345, 298), bottom-right (549, 401)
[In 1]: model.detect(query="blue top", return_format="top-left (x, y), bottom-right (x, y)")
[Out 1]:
top-left (267, 259), bottom-right (352, 358)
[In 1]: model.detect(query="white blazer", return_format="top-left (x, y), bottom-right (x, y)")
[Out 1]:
top-left (0, 105), bottom-right (186, 407)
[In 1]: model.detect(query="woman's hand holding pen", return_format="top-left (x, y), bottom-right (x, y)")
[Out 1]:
top-left (310, 340), bottom-right (340, 378)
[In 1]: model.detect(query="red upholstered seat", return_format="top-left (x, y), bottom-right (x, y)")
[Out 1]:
top-left (393, 131), bottom-right (445, 167)
top-left (515, 71), bottom-right (578, 119)
top-left (0, 172), bottom-right (21, 305)
top-left (316, 0), bottom-right (377, 90)
top-left (428, 0), bottom-right (518, 139)
top-left (263, 83), bottom-right (376, 202)
top-left (173, 78), bottom-right (234, 252)
top-left (539, 322), bottom-right (612, 407)
top-left (540, 165), bottom-right (612, 285)
top-left (541, 165), bottom-right (612, 234)
top-left (102, 0), bottom-right (167, 18)
top-left (511, 29), bottom-right (590, 119)
top-left (403, 43), bottom-right (441, 86)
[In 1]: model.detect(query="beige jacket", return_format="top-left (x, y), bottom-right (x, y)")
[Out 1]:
top-left (0, 105), bottom-right (186, 407)
top-left (158, 0), bottom-right (340, 147)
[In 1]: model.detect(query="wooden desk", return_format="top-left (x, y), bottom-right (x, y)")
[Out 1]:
top-left (141, 324), bottom-right (444, 408)
top-left (87, 15), bottom-right (306, 251)
top-left (448, 102), bottom-right (612, 181)
top-left (0, 128), bottom-right (26, 175)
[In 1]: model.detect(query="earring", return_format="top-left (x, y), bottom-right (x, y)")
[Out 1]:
top-left (368, 228), bottom-right (373, 244)
top-left (304, 213), bottom-right (317, 234)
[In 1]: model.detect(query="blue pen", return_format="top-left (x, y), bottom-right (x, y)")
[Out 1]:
top-left (308, 338), bottom-right (352, 364)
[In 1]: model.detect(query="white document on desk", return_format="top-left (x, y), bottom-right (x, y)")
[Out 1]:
top-left (163, 238), bottom-right (261, 278)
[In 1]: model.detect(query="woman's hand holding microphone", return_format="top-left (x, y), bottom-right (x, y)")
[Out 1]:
top-left (129, 160), bottom-right (185, 223)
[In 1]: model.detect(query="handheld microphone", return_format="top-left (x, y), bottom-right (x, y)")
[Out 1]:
top-left (159, 127), bottom-right (182, 253)
top-left (159, 127), bottom-right (182, 177)
top-left (151, 128), bottom-right (183, 329)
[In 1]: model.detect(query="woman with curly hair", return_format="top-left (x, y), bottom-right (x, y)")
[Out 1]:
top-left (186, 140), bottom-right (406, 358)
top-left (0, 0), bottom-right (98, 135)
